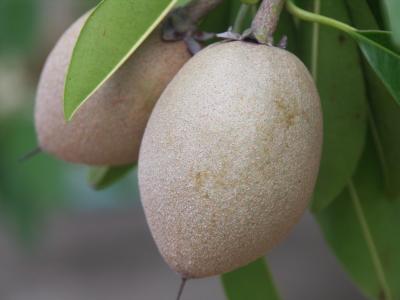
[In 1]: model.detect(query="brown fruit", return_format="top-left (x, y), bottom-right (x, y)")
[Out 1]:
top-left (139, 41), bottom-right (323, 278)
top-left (35, 14), bottom-right (191, 166)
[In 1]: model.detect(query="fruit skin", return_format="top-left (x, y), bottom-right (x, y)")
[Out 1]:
top-left (139, 41), bottom-right (323, 278)
top-left (35, 14), bottom-right (191, 166)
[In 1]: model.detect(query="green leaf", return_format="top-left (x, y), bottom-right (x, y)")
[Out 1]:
top-left (365, 0), bottom-right (385, 29)
top-left (240, 0), bottom-right (259, 5)
top-left (229, 0), bottom-right (255, 31)
top-left (64, 0), bottom-right (178, 120)
top-left (317, 135), bottom-right (400, 300)
top-left (88, 164), bottom-right (135, 190)
top-left (200, 0), bottom-right (231, 33)
top-left (346, 0), bottom-right (400, 197)
top-left (351, 30), bottom-right (400, 107)
top-left (383, 0), bottom-right (400, 45)
top-left (296, 0), bottom-right (367, 212)
top-left (275, 8), bottom-right (297, 53)
top-left (363, 64), bottom-right (400, 198)
top-left (221, 258), bottom-right (281, 300)
top-left (176, 0), bottom-right (191, 6)
top-left (287, 0), bottom-right (400, 107)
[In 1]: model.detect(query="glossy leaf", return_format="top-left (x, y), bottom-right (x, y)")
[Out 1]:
top-left (88, 164), bottom-right (135, 190)
top-left (351, 30), bottom-right (400, 107)
top-left (317, 136), bottom-right (400, 300)
top-left (383, 0), bottom-right (400, 45)
top-left (297, 0), bottom-right (367, 212)
top-left (347, 0), bottom-right (400, 197)
top-left (221, 258), bottom-right (281, 300)
top-left (64, 0), bottom-right (178, 120)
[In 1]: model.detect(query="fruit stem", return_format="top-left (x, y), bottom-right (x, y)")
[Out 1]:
top-left (233, 4), bottom-right (250, 33)
top-left (251, 0), bottom-right (285, 44)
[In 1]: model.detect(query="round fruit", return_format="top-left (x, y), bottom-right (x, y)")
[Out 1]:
top-left (35, 14), bottom-right (191, 166)
top-left (139, 41), bottom-right (323, 278)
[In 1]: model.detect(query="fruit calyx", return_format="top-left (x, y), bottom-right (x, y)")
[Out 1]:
top-left (216, 27), bottom-right (287, 49)
top-left (217, 0), bottom-right (286, 48)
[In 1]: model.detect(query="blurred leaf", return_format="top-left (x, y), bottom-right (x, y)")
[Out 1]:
top-left (275, 8), bottom-right (297, 53)
top-left (297, 0), bottom-right (367, 212)
top-left (88, 164), bottom-right (135, 191)
top-left (229, 0), bottom-right (255, 31)
top-left (0, 0), bottom-right (38, 54)
top-left (176, 0), bottom-right (191, 6)
top-left (0, 112), bottom-right (67, 241)
top-left (365, 0), bottom-right (385, 29)
top-left (317, 135), bottom-right (400, 300)
top-left (200, 0), bottom-right (231, 33)
top-left (383, 0), bottom-right (400, 45)
top-left (64, 0), bottom-right (178, 120)
top-left (240, 0), bottom-right (259, 5)
top-left (221, 258), bottom-right (281, 300)
top-left (347, 0), bottom-right (400, 197)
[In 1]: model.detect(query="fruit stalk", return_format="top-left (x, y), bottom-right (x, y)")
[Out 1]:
top-left (251, 0), bottom-right (285, 44)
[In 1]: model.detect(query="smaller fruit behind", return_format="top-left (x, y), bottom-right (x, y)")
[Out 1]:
top-left (139, 41), bottom-right (323, 278)
top-left (35, 13), bottom-right (191, 166)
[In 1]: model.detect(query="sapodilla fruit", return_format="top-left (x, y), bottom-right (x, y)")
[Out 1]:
top-left (35, 14), bottom-right (191, 166)
top-left (139, 41), bottom-right (323, 278)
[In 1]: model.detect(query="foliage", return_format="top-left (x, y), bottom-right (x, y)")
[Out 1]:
top-left (318, 135), bottom-right (400, 300)
top-left (297, 0), bottom-right (367, 212)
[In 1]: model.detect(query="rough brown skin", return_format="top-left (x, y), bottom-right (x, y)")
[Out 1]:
top-left (139, 41), bottom-right (323, 278)
top-left (35, 14), bottom-right (191, 166)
